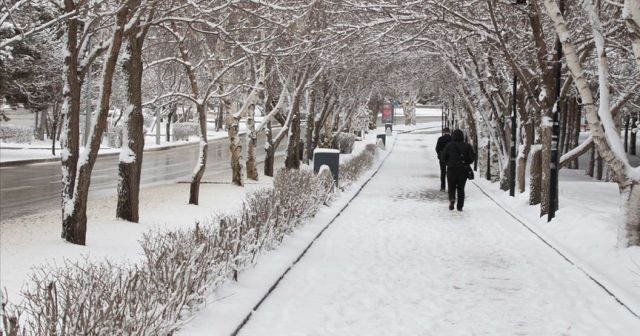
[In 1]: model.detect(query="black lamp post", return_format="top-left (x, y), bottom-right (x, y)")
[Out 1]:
top-left (509, 74), bottom-right (518, 197)
top-left (548, 0), bottom-right (564, 222)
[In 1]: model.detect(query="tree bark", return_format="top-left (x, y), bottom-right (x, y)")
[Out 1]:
top-left (305, 92), bottom-right (315, 164)
top-left (246, 102), bottom-right (259, 180)
top-left (264, 120), bottom-right (275, 177)
top-left (529, 146), bottom-right (542, 206)
top-left (622, 181), bottom-right (640, 245)
top-left (190, 104), bottom-right (208, 204)
top-left (117, 16), bottom-right (146, 221)
top-left (285, 93), bottom-right (302, 170)
top-left (228, 112), bottom-right (243, 186)
top-left (60, 0), bottom-right (82, 243)
top-left (62, 2), bottom-right (130, 244)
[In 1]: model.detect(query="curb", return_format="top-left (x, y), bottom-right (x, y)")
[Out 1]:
top-left (0, 136), bottom-right (235, 168)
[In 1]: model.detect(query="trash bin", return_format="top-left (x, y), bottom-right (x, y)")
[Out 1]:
top-left (385, 123), bottom-right (393, 132)
top-left (376, 134), bottom-right (386, 146)
top-left (313, 148), bottom-right (340, 183)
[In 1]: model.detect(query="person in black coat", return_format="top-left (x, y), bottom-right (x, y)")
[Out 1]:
top-left (435, 127), bottom-right (452, 191)
top-left (441, 129), bottom-right (476, 211)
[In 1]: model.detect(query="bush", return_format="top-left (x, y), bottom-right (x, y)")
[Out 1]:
top-left (0, 124), bottom-right (33, 144)
top-left (1, 164), bottom-right (345, 335)
top-left (339, 144), bottom-right (377, 186)
top-left (173, 122), bottom-right (200, 141)
top-left (332, 132), bottom-right (356, 154)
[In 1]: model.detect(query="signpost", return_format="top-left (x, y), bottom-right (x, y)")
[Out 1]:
top-left (380, 103), bottom-right (394, 125)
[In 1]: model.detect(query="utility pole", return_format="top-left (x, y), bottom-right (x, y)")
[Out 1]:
top-left (441, 102), bottom-right (445, 133)
top-left (486, 139), bottom-right (491, 181)
top-left (548, 0), bottom-right (564, 222)
top-left (510, 74), bottom-right (517, 197)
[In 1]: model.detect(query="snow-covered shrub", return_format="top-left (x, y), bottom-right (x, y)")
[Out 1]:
top-left (1, 146), bottom-right (374, 335)
top-left (332, 132), bottom-right (356, 154)
top-left (0, 124), bottom-right (33, 144)
top-left (173, 122), bottom-right (200, 141)
top-left (339, 144), bottom-right (377, 186)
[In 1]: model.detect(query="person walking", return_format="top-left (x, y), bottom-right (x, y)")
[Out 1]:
top-left (442, 129), bottom-right (476, 211)
top-left (435, 127), bottom-right (452, 191)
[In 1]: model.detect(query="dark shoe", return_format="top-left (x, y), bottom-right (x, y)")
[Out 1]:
top-left (457, 208), bottom-right (463, 211)
top-left (449, 200), bottom-right (455, 210)
top-left (440, 187), bottom-right (446, 191)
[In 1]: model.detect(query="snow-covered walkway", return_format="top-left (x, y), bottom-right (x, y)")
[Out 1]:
top-left (237, 131), bottom-right (640, 335)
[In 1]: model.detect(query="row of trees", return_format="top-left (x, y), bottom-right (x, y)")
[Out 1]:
top-left (379, 0), bottom-right (639, 245)
top-left (2, 0), bottom-right (639, 246)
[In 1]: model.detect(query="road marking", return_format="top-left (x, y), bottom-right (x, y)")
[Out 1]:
top-left (1, 186), bottom-right (34, 192)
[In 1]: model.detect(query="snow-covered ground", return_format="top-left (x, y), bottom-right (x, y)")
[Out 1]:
top-left (181, 129), bottom-right (639, 335)
top-left (2, 124), bottom-right (639, 334)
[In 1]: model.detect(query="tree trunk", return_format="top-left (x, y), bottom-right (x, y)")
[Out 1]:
top-left (517, 97), bottom-right (533, 193)
top-left (246, 102), bottom-right (259, 180)
top-left (62, 2), bottom-right (129, 244)
top-left (586, 145), bottom-right (595, 177)
top-left (264, 120), bottom-right (275, 177)
top-left (189, 103), bottom-right (209, 204)
top-left (229, 113), bottom-right (243, 186)
top-left (529, 145), bottom-right (542, 206)
top-left (305, 89), bottom-right (316, 164)
top-left (117, 26), bottom-right (145, 222)
top-left (595, 150), bottom-right (604, 180)
top-left (540, 124), bottom-right (552, 216)
top-left (285, 97), bottom-right (301, 170)
top-left (60, 0), bottom-right (82, 243)
top-left (166, 104), bottom-right (176, 142)
top-left (622, 181), bottom-right (640, 245)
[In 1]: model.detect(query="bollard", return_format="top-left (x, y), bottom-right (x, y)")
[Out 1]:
top-left (313, 148), bottom-right (340, 183)
top-left (376, 133), bottom-right (386, 146)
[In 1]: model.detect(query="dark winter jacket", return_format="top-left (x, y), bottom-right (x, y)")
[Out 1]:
top-left (435, 134), bottom-right (452, 161)
top-left (442, 140), bottom-right (476, 168)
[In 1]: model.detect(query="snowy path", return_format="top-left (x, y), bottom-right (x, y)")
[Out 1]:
top-left (237, 132), bottom-right (640, 336)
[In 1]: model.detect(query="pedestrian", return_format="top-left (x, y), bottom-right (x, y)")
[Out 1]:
top-left (442, 129), bottom-right (476, 211)
top-left (435, 127), bottom-right (452, 191)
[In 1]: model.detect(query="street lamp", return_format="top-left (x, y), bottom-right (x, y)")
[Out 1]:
top-left (509, 74), bottom-right (517, 197)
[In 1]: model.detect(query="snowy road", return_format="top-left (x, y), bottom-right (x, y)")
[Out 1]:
top-left (237, 132), bottom-right (640, 335)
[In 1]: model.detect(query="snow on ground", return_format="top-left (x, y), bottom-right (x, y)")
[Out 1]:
top-left (0, 168), bottom-right (271, 302)
top-left (3, 124), bottom-right (639, 335)
top-left (0, 128), bottom-right (386, 307)
top-left (182, 129), bottom-right (640, 335)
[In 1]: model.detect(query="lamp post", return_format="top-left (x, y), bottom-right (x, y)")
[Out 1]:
top-left (510, 74), bottom-right (517, 197)
top-left (486, 138), bottom-right (491, 181)
top-left (442, 102), bottom-right (445, 134)
top-left (548, 0), bottom-right (564, 222)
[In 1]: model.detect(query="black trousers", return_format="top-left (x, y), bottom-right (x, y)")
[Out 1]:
top-left (447, 166), bottom-right (468, 210)
top-left (439, 160), bottom-right (447, 189)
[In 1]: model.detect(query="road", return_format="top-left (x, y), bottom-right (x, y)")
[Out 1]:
top-left (0, 132), bottom-right (285, 221)
top-left (0, 115), bottom-right (435, 221)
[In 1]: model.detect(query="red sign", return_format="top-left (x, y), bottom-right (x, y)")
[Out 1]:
top-left (381, 103), bottom-right (394, 124)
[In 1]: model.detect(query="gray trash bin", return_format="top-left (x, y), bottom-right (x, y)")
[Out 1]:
top-left (313, 148), bottom-right (340, 183)
top-left (376, 134), bottom-right (386, 146)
